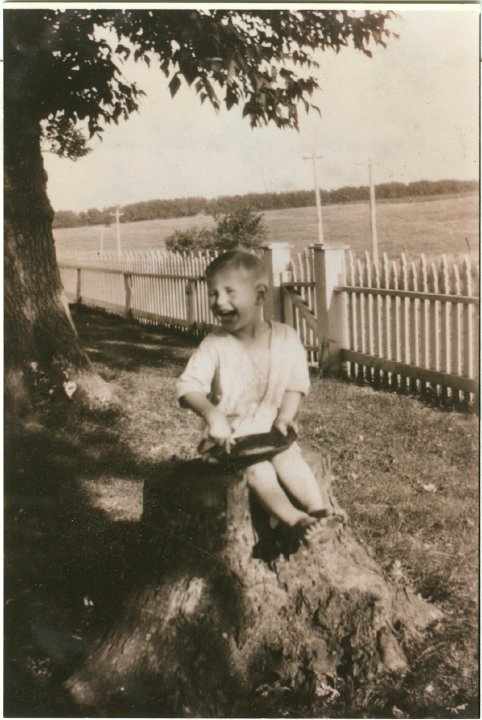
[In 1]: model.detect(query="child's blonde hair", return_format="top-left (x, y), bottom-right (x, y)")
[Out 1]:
top-left (205, 250), bottom-right (267, 283)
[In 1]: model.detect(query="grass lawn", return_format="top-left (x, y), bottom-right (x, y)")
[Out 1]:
top-left (4, 307), bottom-right (479, 718)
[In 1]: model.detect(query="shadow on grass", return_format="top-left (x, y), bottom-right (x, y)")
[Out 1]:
top-left (4, 400), bottom-right (170, 717)
top-left (347, 371), bottom-right (478, 415)
top-left (4, 307), bottom-right (215, 716)
top-left (71, 305), bottom-right (198, 372)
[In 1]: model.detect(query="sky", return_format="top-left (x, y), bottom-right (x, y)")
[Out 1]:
top-left (42, 6), bottom-right (480, 213)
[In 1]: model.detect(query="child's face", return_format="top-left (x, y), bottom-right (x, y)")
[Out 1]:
top-left (207, 267), bottom-right (263, 335)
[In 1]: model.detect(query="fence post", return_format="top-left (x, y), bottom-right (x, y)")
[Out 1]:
top-left (261, 243), bottom-right (292, 322)
top-left (76, 268), bottom-right (82, 305)
top-left (311, 243), bottom-right (350, 374)
top-left (186, 279), bottom-right (196, 328)
top-left (124, 273), bottom-right (133, 317)
top-left (282, 286), bottom-right (295, 327)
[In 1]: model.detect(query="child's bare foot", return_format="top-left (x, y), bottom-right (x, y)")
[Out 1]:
top-left (303, 515), bottom-right (341, 546)
top-left (289, 509), bottom-right (346, 550)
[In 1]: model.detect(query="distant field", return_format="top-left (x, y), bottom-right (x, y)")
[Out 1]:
top-left (54, 192), bottom-right (479, 262)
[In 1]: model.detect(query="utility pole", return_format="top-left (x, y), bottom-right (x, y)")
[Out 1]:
top-left (303, 153), bottom-right (324, 244)
top-left (368, 161), bottom-right (379, 263)
top-left (111, 206), bottom-right (124, 257)
top-left (99, 226), bottom-right (104, 257)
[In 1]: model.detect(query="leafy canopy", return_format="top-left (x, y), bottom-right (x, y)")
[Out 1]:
top-left (5, 8), bottom-right (395, 155)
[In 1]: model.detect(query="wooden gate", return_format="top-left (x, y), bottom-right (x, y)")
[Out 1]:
top-left (280, 245), bottom-right (347, 370)
top-left (280, 247), bottom-right (318, 365)
top-left (281, 283), bottom-right (319, 366)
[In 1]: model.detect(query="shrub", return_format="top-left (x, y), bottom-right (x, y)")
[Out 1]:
top-left (164, 227), bottom-right (214, 252)
top-left (212, 207), bottom-right (267, 250)
top-left (164, 207), bottom-right (267, 253)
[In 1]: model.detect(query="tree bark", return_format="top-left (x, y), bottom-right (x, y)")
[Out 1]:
top-left (4, 113), bottom-right (112, 411)
top-left (65, 451), bottom-right (442, 717)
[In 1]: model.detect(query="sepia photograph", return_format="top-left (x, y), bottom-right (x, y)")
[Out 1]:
top-left (4, 2), bottom-right (479, 717)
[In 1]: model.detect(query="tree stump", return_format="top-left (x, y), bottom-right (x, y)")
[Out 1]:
top-left (65, 450), bottom-right (442, 716)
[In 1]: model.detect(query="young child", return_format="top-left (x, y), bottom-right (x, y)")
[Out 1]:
top-left (176, 250), bottom-right (343, 547)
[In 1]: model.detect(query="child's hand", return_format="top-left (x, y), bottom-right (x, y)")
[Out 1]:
top-left (206, 408), bottom-right (235, 452)
top-left (273, 417), bottom-right (298, 437)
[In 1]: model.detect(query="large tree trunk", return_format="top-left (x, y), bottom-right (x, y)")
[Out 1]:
top-left (65, 451), bottom-right (442, 717)
top-left (4, 114), bottom-right (112, 411)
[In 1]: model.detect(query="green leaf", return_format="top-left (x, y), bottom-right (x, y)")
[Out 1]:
top-left (169, 74), bottom-right (181, 98)
top-left (225, 86), bottom-right (238, 111)
top-left (115, 43), bottom-right (130, 60)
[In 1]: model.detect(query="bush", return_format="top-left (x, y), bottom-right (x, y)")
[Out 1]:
top-left (164, 227), bottom-right (214, 253)
top-left (164, 207), bottom-right (267, 253)
top-left (212, 207), bottom-right (267, 250)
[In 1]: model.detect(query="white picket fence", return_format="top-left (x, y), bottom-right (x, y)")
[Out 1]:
top-left (284, 247), bottom-right (479, 403)
top-left (343, 251), bottom-right (479, 396)
top-left (58, 249), bottom-right (218, 332)
top-left (58, 244), bottom-right (479, 405)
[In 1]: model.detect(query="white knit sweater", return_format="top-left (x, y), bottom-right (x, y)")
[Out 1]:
top-left (176, 321), bottom-right (310, 437)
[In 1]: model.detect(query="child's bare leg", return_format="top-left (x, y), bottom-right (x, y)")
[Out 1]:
top-left (246, 460), bottom-right (309, 527)
top-left (272, 445), bottom-right (324, 514)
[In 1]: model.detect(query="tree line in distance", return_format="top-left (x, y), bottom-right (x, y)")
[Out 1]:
top-left (53, 178), bottom-right (478, 229)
